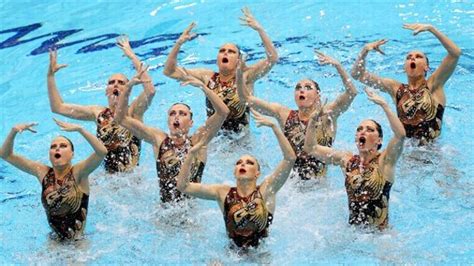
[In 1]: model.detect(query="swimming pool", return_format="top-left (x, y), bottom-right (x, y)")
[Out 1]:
top-left (1, 1), bottom-right (473, 263)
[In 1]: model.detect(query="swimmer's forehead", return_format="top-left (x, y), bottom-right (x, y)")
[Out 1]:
top-left (296, 79), bottom-right (315, 86)
top-left (237, 154), bottom-right (258, 162)
top-left (51, 136), bottom-right (69, 144)
top-left (406, 50), bottom-right (426, 57)
top-left (168, 104), bottom-right (191, 113)
top-left (108, 73), bottom-right (128, 81)
top-left (219, 43), bottom-right (238, 51)
top-left (358, 120), bottom-right (377, 128)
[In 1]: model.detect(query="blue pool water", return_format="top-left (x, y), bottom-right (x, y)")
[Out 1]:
top-left (1, 1), bottom-right (473, 264)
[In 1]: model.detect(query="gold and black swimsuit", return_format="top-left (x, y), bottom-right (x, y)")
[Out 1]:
top-left (344, 154), bottom-right (391, 230)
top-left (284, 110), bottom-right (333, 180)
top-left (223, 187), bottom-right (273, 248)
top-left (156, 136), bottom-right (204, 203)
top-left (206, 72), bottom-right (249, 133)
top-left (41, 167), bottom-right (88, 239)
top-left (396, 82), bottom-right (444, 143)
top-left (96, 108), bottom-right (141, 173)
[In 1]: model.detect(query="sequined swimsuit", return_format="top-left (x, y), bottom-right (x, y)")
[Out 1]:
top-left (96, 108), bottom-right (141, 173)
top-left (206, 72), bottom-right (249, 133)
top-left (396, 82), bottom-right (444, 143)
top-left (223, 187), bottom-right (273, 247)
top-left (344, 154), bottom-right (391, 229)
top-left (284, 110), bottom-right (333, 180)
top-left (41, 167), bottom-right (88, 239)
top-left (156, 136), bottom-right (205, 203)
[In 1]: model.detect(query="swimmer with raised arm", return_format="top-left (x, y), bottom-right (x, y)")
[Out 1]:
top-left (238, 51), bottom-right (357, 180)
top-left (0, 119), bottom-right (107, 239)
top-left (351, 23), bottom-right (461, 145)
top-left (114, 67), bottom-right (229, 203)
top-left (163, 7), bottom-right (278, 133)
top-left (176, 111), bottom-right (296, 248)
top-left (47, 36), bottom-right (156, 173)
top-left (303, 88), bottom-right (406, 229)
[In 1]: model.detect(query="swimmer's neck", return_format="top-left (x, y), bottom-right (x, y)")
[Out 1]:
top-left (298, 105), bottom-right (320, 121)
top-left (407, 75), bottom-right (426, 91)
top-left (169, 134), bottom-right (188, 146)
top-left (53, 163), bottom-right (73, 180)
top-left (236, 180), bottom-right (257, 197)
top-left (358, 150), bottom-right (379, 166)
top-left (218, 70), bottom-right (235, 82)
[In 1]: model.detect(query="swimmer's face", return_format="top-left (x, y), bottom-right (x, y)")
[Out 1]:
top-left (234, 155), bottom-right (260, 180)
top-left (167, 104), bottom-right (193, 136)
top-left (217, 43), bottom-right (240, 74)
top-left (106, 73), bottom-right (128, 108)
top-left (404, 50), bottom-right (429, 78)
top-left (355, 120), bottom-right (382, 153)
top-left (294, 79), bottom-right (320, 109)
top-left (49, 137), bottom-right (74, 167)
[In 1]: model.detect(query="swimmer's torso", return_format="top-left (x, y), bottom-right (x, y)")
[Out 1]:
top-left (41, 167), bottom-right (88, 239)
top-left (96, 108), bottom-right (141, 173)
top-left (344, 154), bottom-right (391, 229)
top-left (396, 83), bottom-right (444, 143)
top-left (156, 136), bottom-right (204, 203)
top-left (223, 187), bottom-right (273, 247)
top-left (284, 110), bottom-right (333, 180)
top-left (206, 72), bottom-right (249, 133)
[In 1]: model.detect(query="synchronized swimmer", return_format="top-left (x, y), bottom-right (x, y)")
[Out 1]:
top-left (0, 7), bottom-right (461, 247)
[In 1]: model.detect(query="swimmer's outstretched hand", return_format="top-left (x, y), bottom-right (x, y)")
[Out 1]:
top-left (188, 139), bottom-right (206, 156)
top-left (251, 109), bottom-right (275, 128)
top-left (116, 35), bottom-right (136, 59)
top-left (365, 39), bottom-right (388, 55)
top-left (177, 22), bottom-right (197, 45)
top-left (128, 63), bottom-right (150, 87)
top-left (364, 87), bottom-right (387, 106)
top-left (178, 67), bottom-right (207, 89)
top-left (48, 49), bottom-right (68, 75)
top-left (240, 7), bottom-right (262, 31)
top-left (53, 118), bottom-right (82, 132)
top-left (403, 23), bottom-right (433, 35)
top-left (309, 99), bottom-right (331, 122)
top-left (13, 123), bottom-right (38, 134)
top-left (315, 50), bottom-right (339, 66)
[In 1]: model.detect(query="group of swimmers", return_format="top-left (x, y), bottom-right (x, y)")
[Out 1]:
top-left (0, 8), bottom-right (461, 248)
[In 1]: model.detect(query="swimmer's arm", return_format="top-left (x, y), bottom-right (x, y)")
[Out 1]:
top-left (428, 26), bottom-right (461, 89)
top-left (260, 122), bottom-right (296, 197)
top-left (117, 36), bottom-right (157, 121)
top-left (115, 82), bottom-right (166, 144)
top-left (241, 7), bottom-right (278, 84)
top-left (163, 23), bottom-right (213, 84)
top-left (47, 50), bottom-right (102, 121)
top-left (303, 118), bottom-right (348, 167)
top-left (380, 101), bottom-right (406, 183)
top-left (73, 127), bottom-right (108, 180)
top-left (351, 43), bottom-right (400, 99)
top-left (194, 84), bottom-right (230, 144)
top-left (176, 141), bottom-right (229, 201)
top-left (326, 62), bottom-right (358, 118)
top-left (0, 125), bottom-right (49, 180)
top-left (236, 60), bottom-right (288, 124)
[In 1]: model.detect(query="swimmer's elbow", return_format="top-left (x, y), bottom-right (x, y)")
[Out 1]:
top-left (351, 68), bottom-right (362, 80)
top-left (97, 146), bottom-right (108, 157)
top-left (269, 53), bottom-right (279, 64)
top-left (451, 47), bottom-right (461, 58)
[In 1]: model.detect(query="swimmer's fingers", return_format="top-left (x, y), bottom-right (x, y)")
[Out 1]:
top-left (24, 123), bottom-right (39, 133)
top-left (48, 49), bottom-right (68, 73)
top-left (251, 109), bottom-right (274, 127)
top-left (179, 22), bottom-right (197, 43)
top-left (189, 139), bottom-right (206, 155)
top-left (53, 118), bottom-right (82, 132)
